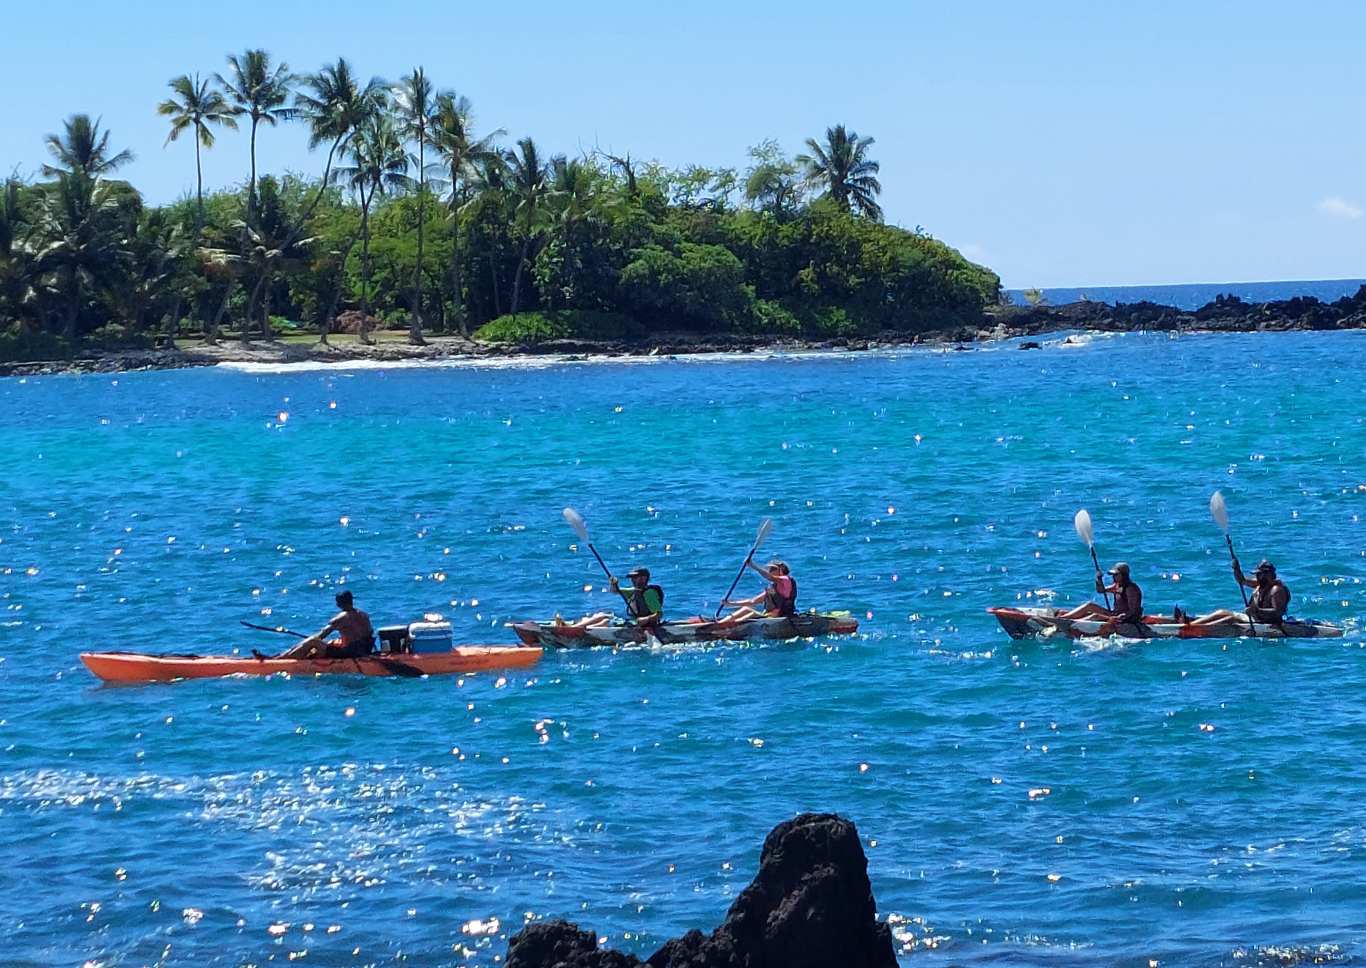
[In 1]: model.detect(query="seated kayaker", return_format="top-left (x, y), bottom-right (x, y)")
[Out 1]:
top-left (720, 559), bottom-right (797, 622)
top-left (557, 567), bottom-right (665, 630)
top-left (261, 590), bottom-right (375, 659)
top-left (1185, 559), bottom-right (1290, 626)
top-left (1047, 561), bottom-right (1144, 634)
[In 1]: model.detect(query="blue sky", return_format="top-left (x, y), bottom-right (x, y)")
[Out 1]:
top-left (3, 0), bottom-right (1363, 288)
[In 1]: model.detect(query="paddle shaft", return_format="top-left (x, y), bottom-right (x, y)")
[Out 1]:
top-left (241, 620), bottom-right (306, 639)
top-left (716, 545), bottom-right (762, 619)
top-left (1088, 547), bottom-right (1112, 610)
top-left (584, 541), bottom-right (614, 581)
top-left (1225, 533), bottom-right (1256, 634)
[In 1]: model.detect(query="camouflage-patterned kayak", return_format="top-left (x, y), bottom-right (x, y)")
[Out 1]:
top-left (511, 611), bottom-right (859, 649)
top-left (988, 606), bottom-right (1343, 640)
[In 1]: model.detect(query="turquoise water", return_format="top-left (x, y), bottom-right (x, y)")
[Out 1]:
top-left (2, 331), bottom-right (1365, 966)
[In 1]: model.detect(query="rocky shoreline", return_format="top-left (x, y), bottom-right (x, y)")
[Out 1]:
top-left (5, 285), bottom-right (1364, 377)
top-left (502, 813), bottom-right (899, 968)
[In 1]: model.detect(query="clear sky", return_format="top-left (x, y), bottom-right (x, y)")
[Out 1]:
top-left (3, 0), bottom-right (1363, 288)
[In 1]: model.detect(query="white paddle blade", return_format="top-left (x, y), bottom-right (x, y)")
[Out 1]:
top-left (1073, 509), bottom-right (1094, 547)
top-left (754, 518), bottom-right (773, 550)
top-left (562, 507), bottom-right (590, 543)
top-left (1210, 491), bottom-right (1230, 533)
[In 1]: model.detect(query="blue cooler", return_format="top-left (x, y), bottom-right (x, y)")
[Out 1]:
top-left (408, 621), bottom-right (453, 654)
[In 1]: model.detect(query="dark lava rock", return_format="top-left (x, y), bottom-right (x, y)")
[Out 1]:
top-left (504, 813), bottom-right (896, 968)
top-left (1019, 340), bottom-right (1042, 350)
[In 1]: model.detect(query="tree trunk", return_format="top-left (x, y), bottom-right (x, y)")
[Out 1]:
top-left (490, 253), bottom-right (501, 318)
top-left (409, 138), bottom-right (426, 345)
top-left (509, 234), bottom-right (532, 316)
top-left (62, 270), bottom-right (80, 343)
top-left (205, 282), bottom-right (232, 344)
top-left (359, 189), bottom-right (374, 346)
top-left (248, 117), bottom-right (259, 221)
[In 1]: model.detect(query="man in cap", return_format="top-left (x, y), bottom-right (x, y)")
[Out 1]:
top-left (1186, 558), bottom-right (1290, 627)
top-left (557, 566), bottom-right (665, 630)
top-left (1048, 561), bottom-right (1145, 634)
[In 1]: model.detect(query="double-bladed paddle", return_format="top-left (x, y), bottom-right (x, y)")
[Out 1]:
top-left (239, 620), bottom-right (424, 677)
top-left (714, 518), bottom-right (773, 620)
top-left (1210, 490), bottom-right (1255, 635)
top-left (1073, 509), bottom-right (1111, 609)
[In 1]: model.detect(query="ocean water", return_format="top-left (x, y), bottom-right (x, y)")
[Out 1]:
top-left (1006, 278), bottom-right (1366, 310)
top-left (2, 331), bottom-right (1365, 967)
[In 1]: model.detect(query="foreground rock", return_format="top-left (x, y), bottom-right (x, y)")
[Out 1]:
top-left (504, 813), bottom-right (896, 968)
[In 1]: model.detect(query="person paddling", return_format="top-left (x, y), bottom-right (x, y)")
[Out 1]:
top-left (720, 559), bottom-right (797, 622)
top-left (1048, 561), bottom-right (1144, 635)
top-left (558, 566), bottom-right (665, 630)
top-left (1186, 559), bottom-right (1290, 627)
top-left (258, 590), bottom-right (375, 660)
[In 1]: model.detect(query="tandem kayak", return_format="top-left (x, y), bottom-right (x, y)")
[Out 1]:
top-left (511, 611), bottom-right (859, 649)
top-left (988, 606), bottom-right (1343, 640)
top-left (80, 645), bottom-right (542, 683)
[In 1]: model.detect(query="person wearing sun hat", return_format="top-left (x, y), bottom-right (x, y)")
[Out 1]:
top-left (1045, 560), bottom-right (1145, 634)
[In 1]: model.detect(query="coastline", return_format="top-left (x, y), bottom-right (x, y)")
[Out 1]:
top-left (5, 285), bottom-right (1365, 377)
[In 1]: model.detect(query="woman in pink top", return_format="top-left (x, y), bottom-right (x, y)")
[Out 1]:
top-left (720, 560), bottom-right (797, 622)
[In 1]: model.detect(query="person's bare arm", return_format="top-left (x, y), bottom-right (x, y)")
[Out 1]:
top-left (746, 560), bottom-right (775, 581)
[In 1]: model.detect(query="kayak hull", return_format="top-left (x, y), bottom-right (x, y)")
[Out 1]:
top-left (988, 606), bottom-right (1343, 641)
top-left (80, 646), bottom-right (542, 683)
top-left (511, 611), bottom-right (859, 649)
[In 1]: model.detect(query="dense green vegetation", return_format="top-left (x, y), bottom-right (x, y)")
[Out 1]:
top-left (0, 51), bottom-right (1000, 361)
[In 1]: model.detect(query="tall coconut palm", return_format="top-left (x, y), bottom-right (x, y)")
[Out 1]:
top-left (333, 110), bottom-right (412, 343)
top-left (158, 74), bottom-right (237, 236)
top-left (430, 92), bottom-right (503, 333)
top-left (505, 137), bottom-right (548, 316)
top-left (796, 124), bottom-right (883, 221)
top-left (42, 115), bottom-right (134, 179)
top-left (32, 173), bottom-right (126, 340)
top-left (294, 58), bottom-right (387, 226)
top-left (217, 50), bottom-right (294, 219)
top-left (393, 66), bottom-right (435, 344)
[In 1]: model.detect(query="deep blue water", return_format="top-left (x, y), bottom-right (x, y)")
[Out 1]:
top-left (2, 332), bottom-right (1365, 966)
top-left (1006, 279), bottom-right (1366, 310)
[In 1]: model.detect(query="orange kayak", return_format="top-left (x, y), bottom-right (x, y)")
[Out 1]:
top-left (80, 646), bottom-right (542, 684)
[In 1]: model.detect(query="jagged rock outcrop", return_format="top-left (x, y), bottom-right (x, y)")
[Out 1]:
top-left (503, 813), bottom-right (896, 968)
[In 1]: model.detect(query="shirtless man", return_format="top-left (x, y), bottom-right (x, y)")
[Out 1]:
top-left (720, 559), bottom-right (797, 622)
top-left (267, 590), bottom-right (375, 659)
top-left (1187, 559), bottom-right (1290, 627)
top-left (1049, 561), bottom-right (1144, 635)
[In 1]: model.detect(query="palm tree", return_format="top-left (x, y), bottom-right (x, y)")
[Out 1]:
top-left (217, 50), bottom-right (294, 219)
top-left (42, 115), bottom-right (134, 179)
top-left (158, 74), bottom-right (237, 236)
top-left (796, 124), bottom-right (883, 221)
top-left (31, 173), bottom-right (126, 340)
top-left (430, 92), bottom-right (503, 333)
top-left (393, 66), bottom-right (435, 344)
top-left (294, 58), bottom-right (387, 226)
top-left (333, 110), bottom-right (412, 343)
top-left (0, 179), bottom-right (39, 332)
top-left (505, 137), bottom-right (548, 316)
